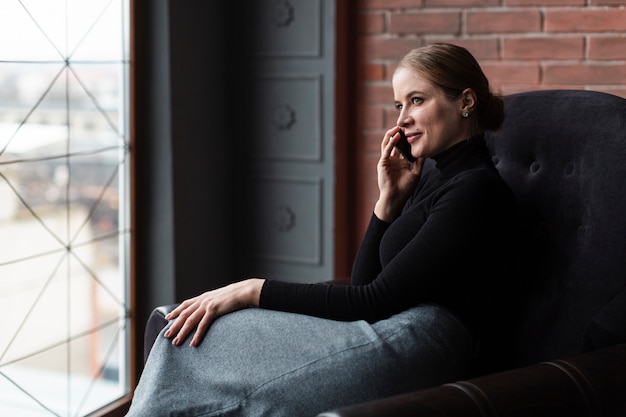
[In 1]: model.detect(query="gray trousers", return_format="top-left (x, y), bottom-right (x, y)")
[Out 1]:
top-left (126, 304), bottom-right (475, 417)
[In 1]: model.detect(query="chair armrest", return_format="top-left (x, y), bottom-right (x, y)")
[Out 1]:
top-left (317, 344), bottom-right (626, 417)
top-left (143, 303), bottom-right (179, 363)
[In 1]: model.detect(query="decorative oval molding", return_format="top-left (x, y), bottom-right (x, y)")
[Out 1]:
top-left (271, 103), bottom-right (296, 131)
top-left (272, 205), bottom-right (296, 232)
top-left (272, 0), bottom-right (295, 27)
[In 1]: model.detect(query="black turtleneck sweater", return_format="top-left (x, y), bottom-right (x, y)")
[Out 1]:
top-left (260, 135), bottom-right (516, 336)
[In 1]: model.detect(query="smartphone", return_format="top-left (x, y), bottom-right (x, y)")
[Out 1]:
top-left (394, 129), bottom-right (416, 163)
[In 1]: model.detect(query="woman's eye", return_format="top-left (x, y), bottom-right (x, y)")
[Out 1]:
top-left (411, 97), bottom-right (423, 104)
top-left (395, 103), bottom-right (403, 111)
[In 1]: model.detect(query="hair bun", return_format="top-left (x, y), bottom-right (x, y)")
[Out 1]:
top-left (479, 92), bottom-right (505, 131)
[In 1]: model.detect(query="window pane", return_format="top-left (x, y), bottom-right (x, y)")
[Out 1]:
top-left (0, 0), bottom-right (130, 415)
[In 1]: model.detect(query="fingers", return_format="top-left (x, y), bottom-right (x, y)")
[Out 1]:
top-left (172, 310), bottom-right (199, 346)
top-left (164, 297), bottom-right (197, 321)
top-left (160, 280), bottom-right (263, 347)
top-left (164, 299), bottom-right (216, 346)
top-left (382, 127), bottom-right (401, 155)
top-left (190, 314), bottom-right (212, 347)
top-left (163, 303), bottom-right (192, 342)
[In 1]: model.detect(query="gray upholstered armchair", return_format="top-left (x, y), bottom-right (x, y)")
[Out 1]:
top-left (143, 90), bottom-right (626, 417)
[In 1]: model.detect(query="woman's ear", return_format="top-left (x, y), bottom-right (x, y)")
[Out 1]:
top-left (460, 88), bottom-right (477, 114)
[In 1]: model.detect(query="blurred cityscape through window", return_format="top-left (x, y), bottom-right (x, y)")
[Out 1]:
top-left (0, 1), bottom-right (131, 415)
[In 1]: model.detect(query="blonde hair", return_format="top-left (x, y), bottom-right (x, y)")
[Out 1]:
top-left (396, 43), bottom-right (504, 132)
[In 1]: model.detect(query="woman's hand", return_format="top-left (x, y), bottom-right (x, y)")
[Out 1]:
top-left (163, 278), bottom-right (265, 347)
top-left (374, 127), bottom-right (424, 222)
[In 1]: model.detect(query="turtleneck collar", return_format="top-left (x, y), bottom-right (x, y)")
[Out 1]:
top-left (432, 133), bottom-right (491, 179)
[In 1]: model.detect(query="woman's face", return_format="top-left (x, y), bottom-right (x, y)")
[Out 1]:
top-left (392, 67), bottom-right (472, 159)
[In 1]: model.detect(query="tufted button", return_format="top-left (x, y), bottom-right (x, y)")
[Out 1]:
top-left (565, 162), bottom-right (574, 176)
top-left (530, 161), bottom-right (541, 173)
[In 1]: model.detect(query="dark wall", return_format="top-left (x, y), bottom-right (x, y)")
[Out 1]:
top-left (167, 2), bottom-right (249, 297)
top-left (133, 0), bottom-right (255, 365)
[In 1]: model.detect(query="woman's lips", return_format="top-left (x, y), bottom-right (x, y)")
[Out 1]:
top-left (406, 132), bottom-right (421, 143)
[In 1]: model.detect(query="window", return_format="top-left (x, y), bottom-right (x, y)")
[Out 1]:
top-left (0, 1), bottom-right (131, 416)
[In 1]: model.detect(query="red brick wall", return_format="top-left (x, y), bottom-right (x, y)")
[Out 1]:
top-left (348, 0), bottom-right (626, 252)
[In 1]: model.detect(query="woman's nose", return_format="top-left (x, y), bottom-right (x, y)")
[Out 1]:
top-left (396, 110), bottom-right (411, 127)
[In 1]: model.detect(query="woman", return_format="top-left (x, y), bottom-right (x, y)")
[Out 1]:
top-left (126, 43), bottom-right (516, 417)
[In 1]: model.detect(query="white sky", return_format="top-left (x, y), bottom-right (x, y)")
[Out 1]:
top-left (0, 0), bottom-right (128, 62)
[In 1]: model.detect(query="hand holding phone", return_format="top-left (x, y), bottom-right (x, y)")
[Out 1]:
top-left (394, 129), bottom-right (417, 163)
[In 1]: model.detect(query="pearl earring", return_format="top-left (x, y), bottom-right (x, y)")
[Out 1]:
top-left (462, 112), bottom-right (469, 118)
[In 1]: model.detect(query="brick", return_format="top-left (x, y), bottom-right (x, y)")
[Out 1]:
top-left (365, 186), bottom-right (379, 203)
top-left (498, 85), bottom-right (543, 95)
top-left (593, 88), bottom-right (626, 99)
top-left (355, 0), bottom-right (425, 9)
top-left (588, 36), bottom-right (626, 60)
top-left (534, 84), bottom-right (590, 91)
top-left (499, 85), bottom-right (598, 96)
top-left (544, 63), bottom-right (626, 84)
top-left (384, 106), bottom-right (401, 129)
top-left (507, 0), bottom-right (584, 5)
top-left (590, 0), bottom-right (626, 5)
top-left (353, 201), bottom-right (373, 238)
top-left (546, 10), bottom-right (626, 32)
top-left (426, 0), bottom-right (498, 6)
top-left (482, 63), bottom-right (541, 85)
top-left (467, 11), bottom-right (541, 34)
top-left (360, 104), bottom-right (385, 129)
top-left (357, 37), bottom-right (425, 60)
top-left (363, 131), bottom-right (384, 153)
top-left (358, 12), bottom-right (385, 34)
top-left (359, 63), bottom-right (386, 81)
top-left (356, 153), bottom-right (380, 188)
top-left (384, 63), bottom-right (399, 80)
top-left (390, 11), bottom-right (461, 34)
top-left (426, 38), bottom-right (500, 60)
top-left (503, 37), bottom-right (584, 60)
top-left (360, 82), bottom-right (393, 103)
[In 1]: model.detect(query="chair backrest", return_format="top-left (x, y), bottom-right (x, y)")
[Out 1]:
top-left (484, 90), bottom-right (626, 367)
